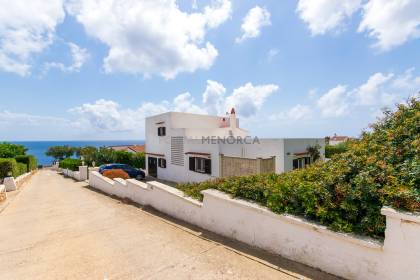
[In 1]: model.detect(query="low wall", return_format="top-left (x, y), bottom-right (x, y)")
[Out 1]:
top-left (87, 171), bottom-right (420, 280)
top-left (60, 166), bottom-right (90, 182)
top-left (0, 184), bottom-right (6, 202)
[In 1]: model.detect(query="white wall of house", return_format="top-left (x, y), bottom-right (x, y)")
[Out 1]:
top-left (146, 111), bottom-right (325, 183)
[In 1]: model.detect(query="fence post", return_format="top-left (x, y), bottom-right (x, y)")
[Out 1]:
top-left (256, 157), bottom-right (262, 174)
top-left (219, 154), bottom-right (224, 177)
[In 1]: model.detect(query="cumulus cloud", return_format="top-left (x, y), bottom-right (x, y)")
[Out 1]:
top-left (296, 0), bottom-right (362, 35)
top-left (236, 6), bottom-right (271, 43)
top-left (0, 0), bottom-right (65, 76)
top-left (296, 0), bottom-right (420, 51)
top-left (358, 0), bottom-right (420, 51)
top-left (44, 42), bottom-right (89, 73)
top-left (317, 85), bottom-right (350, 117)
top-left (70, 80), bottom-right (278, 132)
top-left (0, 110), bottom-right (69, 125)
top-left (225, 83), bottom-right (279, 117)
top-left (66, 0), bottom-right (232, 79)
top-left (313, 68), bottom-right (419, 118)
top-left (270, 104), bottom-right (313, 121)
top-left (202, 80), bottom-right (226, 115)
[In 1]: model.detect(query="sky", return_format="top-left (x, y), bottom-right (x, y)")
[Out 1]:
top-left (0, 0), bottom-right (419, 141)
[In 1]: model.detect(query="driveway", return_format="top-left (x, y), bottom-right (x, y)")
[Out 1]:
top-left (0, 170), bottom-right (339, 280)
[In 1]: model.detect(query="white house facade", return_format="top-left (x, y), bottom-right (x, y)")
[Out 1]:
top-left (145, 109), bottom-right (325, 183)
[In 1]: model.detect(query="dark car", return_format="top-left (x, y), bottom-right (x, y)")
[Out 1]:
top-left (98, 163), bottom-right (145, 180)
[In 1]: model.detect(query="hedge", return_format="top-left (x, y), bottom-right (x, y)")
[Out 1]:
top-left (325, 142), bottom-right (349, 158)
top-left (59, 158), bottom-right (82, 171)
top-left (103, 169), bottom-right (130, 180)
top-left (178, 98), bottom-right (420, 238)
top-left (15, 155), bottom-right (38, 171)
top-left (0, 158), bottom-right (28, 179)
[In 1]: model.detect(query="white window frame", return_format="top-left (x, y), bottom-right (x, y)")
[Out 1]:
top-left (195, 157), bottom-right (206, 173)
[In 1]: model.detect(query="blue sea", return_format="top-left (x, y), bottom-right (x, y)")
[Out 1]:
top-left (11, 141), bottom-right (145, 166)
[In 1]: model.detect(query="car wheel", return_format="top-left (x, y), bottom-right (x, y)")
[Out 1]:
top-left (136, 175), bottom-right (144, 180)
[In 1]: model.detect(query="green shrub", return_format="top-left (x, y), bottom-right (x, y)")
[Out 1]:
top-left (15, 155), bottom-right (38, 171)
top-left (114, 150), bottom-right (133, 165)
top-left (325, 142), bottom-right (349, 158)
top-left (59, 158), bottom-right (82, 171)
top-left (16, 163), bottom-right (27, 176)
top-left (0, 158), bottom-right (18, 179)
top-left (0, 158), bottom-right (28, 179)
top-left (132, 152), bottom-right (145, 169)
top-left (178, 98), bottom-right (420, 238)
top-left (0, 143), bottom-right (27, 158)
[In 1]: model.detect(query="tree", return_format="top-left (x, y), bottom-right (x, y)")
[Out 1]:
top-left (45, 146), bottom-right (75, 160)
top-left (78, 146), bottom-right (97, 166)
top-left (0, 142), bottom-right (27, 158)
top-left (306, 144), bottom-right (321, 162)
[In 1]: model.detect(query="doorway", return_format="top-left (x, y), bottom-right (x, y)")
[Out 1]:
top-left (148, 157), bottom-right (157, 177)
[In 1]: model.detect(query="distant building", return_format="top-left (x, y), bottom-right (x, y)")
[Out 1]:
top-left (108, 145), bottom-right (145, 153)
top-left (327, 134), bottom-right (352, 146)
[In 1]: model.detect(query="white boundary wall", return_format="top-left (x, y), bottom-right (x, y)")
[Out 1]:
top-left (87, 171), bottom-right (420, 280)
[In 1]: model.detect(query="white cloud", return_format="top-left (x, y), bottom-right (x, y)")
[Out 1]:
top-left (270, 104), bottom-right (313, 121)
top-left (354, 72), bottom-right (394, 105)
top-left (296, 0), bottom-right (362, 35)
top-left (358, 0), bottom-right (420, 51)
top-left (0, 0), bottom-right (65, 76)
top-left (296, 0), bottom-right (420, 51)
top-left (314, 68), bottom-right (419, 118)
top-left (225, 83), bottom-right (279, 117)
top-left (317, 85), bottom-right (350, 117)
top-left (266, 48), bottom-right (279, 62)
top-left (236, 6), bottom-right (271, 43)
top-left (0, 110), bottom-right (69, 126)
top-left (66, 0), bottom-right (232, 79)
top-left (202, 80), bottom-right (226, 115)
top-left (44, 42), bottom-right (89, 73)
top-left (70, 80), bottom-right (278, 132)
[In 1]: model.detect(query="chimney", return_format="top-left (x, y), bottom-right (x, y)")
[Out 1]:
top-left (229, 108), bottom-right (237, 129)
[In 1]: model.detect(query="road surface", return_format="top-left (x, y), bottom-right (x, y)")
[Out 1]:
top-left (0, 170), bottom-right (339, 280)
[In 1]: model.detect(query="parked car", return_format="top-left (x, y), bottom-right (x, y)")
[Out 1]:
top-left (98, 164), bottom-right (145, 180)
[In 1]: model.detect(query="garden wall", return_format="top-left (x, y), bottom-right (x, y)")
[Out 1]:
top-left (87, 171), bottom-right (420, 280)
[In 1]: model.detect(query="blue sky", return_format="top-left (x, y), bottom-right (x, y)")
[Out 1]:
top-left (0, 0), bottom-right (419, 140)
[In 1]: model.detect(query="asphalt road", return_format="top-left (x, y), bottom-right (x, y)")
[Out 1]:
top-left (0, 170), bottom-right (340, 280)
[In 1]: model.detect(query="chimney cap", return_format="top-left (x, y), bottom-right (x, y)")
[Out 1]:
top-left (230, 108), bottom-right (236, 114)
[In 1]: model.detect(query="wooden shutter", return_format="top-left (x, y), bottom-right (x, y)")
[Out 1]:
top-left (204, 159), bottom-right (211, 174)
top-left (189, 157), bottom-right (195, 171)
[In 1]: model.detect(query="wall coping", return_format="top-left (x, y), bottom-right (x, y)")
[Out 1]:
top-left (202, 189), bottom-right (383, 250)
top-left (148, 181), bottom-right (203, 207)
top-left (381, 206), bottom-right (420, 224)
top-left (92, 171), bottom-right (115, 185)
top-left (126, 179), bottom-right (149, 190)
top-left (114, 178), bottom-right (127, 185)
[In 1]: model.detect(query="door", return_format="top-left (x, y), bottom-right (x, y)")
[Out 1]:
top-left (148, 157), bottom-right (157, 177)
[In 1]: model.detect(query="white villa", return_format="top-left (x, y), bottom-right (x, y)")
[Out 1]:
top-left (145, 109), bottom-right (325, 183)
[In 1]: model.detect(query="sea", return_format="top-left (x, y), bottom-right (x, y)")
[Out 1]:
top-left (11, 140), bottom-right (145, 166)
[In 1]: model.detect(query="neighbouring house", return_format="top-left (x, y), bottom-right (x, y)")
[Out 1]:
top-left (108, 145), bottom-right (145, 153)
top-left (327, 134), bottom-right (352, 146)
top-left (145, 109), bottom-right (325, 183)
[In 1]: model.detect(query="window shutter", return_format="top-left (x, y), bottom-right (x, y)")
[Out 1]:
top-left (189, 157), bottom-right (195, 171)
top-left (204, 159), bottom-right (211, 174)
top-left (162, 159), bottom-right (166, 168)
top-left (162, 127), bottom-right (166, 136)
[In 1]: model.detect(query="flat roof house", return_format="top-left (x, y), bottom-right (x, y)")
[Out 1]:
top-left (145, 109), bottom-right (325, 183)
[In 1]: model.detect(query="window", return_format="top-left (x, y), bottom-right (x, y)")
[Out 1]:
top-left (157, 127), bottom-right (166, 136)
top-left (158, 158), bottom-right (166, 168)
top-left (189, 157), bottom-right (211, 174)
top-left (293, 157), bottom-right (311, 170)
